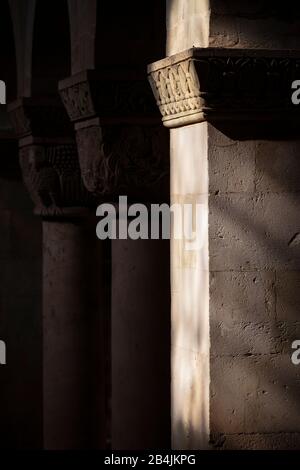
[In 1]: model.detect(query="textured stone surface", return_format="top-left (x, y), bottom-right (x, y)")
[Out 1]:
top-left (211, 355), bottom-right (300, 434)
top-left (209, 0), bottom-right (300, 49)
top-left (209, 193), bottom-right (300, 271)
top-left (213, 432), bottom-right (300, 450)
top-left (255, 142), bottom-right (300, 193)
top-left (209, 118), bottom-right (300, 449)
top-left (209, 127), bottom-right (256, 193)
top-left (211, 271), bottom-right (275, 323)
top-left (276, 271), bottom-right (300, 323)
top-left (210, 271), bottom-right (278, 355)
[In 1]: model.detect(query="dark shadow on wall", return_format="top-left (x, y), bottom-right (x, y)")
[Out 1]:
top-left (95, 0), bottom-right (166, 68)
top-left (0, 0), bottom-right (17, 101)
top-left (32, 0), bottom-right (71, 97)
top-left (0, 0), bottom-right (43, 450)
top-left (0, 0), bottom-right (17, 131)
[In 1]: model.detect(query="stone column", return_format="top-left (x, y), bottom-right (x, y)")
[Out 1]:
top-left (8, 98), bottom-right (108, 449)
top-left (111, 237), bottom-right (170, 449)
top-left (42, 216), bottom-right (110, 449)
top-left (149, 41), bottom-right (210, 453)
top-left (170, 123), bottom-right (209, 450)
top-left (59, 70), bottom-right (170, 448)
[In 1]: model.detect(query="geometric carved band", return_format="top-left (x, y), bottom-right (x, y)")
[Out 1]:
top-left (148, 48), bottom-right (300, 128)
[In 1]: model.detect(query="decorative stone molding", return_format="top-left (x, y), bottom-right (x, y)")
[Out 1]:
top-left (19, 142), bottom-right (93, 217)
top-left (8, 98), bottom-right (94, 217)
top-left (148, 48), bottom-right (300, 128)
top-left (149, 57), bottom-right (202, 127)
top-left (60, 78), bottom-right (94, 122)
top-left (59, 70), bottom-right (168, 200)
top-left (75, 123), bottom-right (168, 197)
top-left (59, 70), bottom-right (158, 123)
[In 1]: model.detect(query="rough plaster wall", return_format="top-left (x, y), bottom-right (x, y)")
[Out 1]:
top-left (206, 0), bottom-right (300, 450)
top-left (208, 125), bottom-right (300, 449)
top-left (0, 149), bottom-right (42, 448)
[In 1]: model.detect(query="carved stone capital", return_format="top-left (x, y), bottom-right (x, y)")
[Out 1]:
top-left (59, 71), bottom-right (169, 200)
top-left (59, 70), bottom-right (158, 123)
top-left (75, 122), bottom-right (168, 199)
top-left (19, 142), bottom-right (93, 217)
top-left (147, 48), bottom-right (300, 128)
top-left (8, 98), bottom-right (94, 217)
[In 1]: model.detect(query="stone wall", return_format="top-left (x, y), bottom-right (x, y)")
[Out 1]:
top-left (210, 0), bottom-right (300, 49)
top-left (209, 126), bottom-right (300, 449)
top-left (207, 0), bottom-right (300, 450)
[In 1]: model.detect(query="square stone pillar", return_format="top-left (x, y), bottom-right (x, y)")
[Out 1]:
top-left (111, 237), bottom-right (170, 449)
top-left (59, 69), bottom-right (171, 448)
top-left (170, 122), bottom-right (209, 449)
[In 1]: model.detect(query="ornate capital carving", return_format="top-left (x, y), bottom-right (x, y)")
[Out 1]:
top-left (148, 48), bottom-right (300, 128)
top-left (59, 78), bottom-right (95, 122)
top-left (8, 98), bottom-right (93, 217)
top-left (148, 58), bottom-right (202, 127)
top-left (20, 143), bottom-right (93, 217)
top-left (59, 70), bottom-right (158, 123)
top-left (59, 70), bottom-right (169, 200)
top-left (75, 124), bottom-right (168, 199)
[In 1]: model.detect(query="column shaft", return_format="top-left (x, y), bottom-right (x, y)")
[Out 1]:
top-left (111, 238), bottom-right (170, 449)
top-left (43, 218), bottom-right (108, 449)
